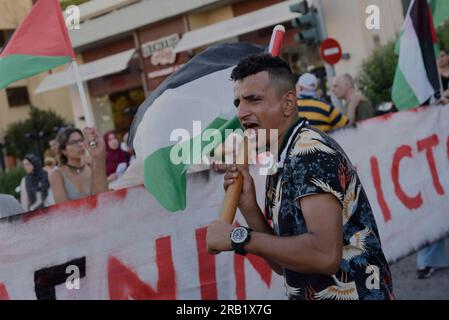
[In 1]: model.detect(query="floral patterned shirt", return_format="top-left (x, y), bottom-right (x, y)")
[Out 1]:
top-left (265, 120), bottom-right (394, 300)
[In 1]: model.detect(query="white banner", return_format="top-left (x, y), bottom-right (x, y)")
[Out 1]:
top-left (0, 173), bottom-right (284, 300)
top-left (331, 105), bottom-right (449, 262)
top-left (0, 105), bottom-right (448, 299)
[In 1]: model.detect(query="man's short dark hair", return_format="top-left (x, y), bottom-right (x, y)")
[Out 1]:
top-left (230, 54), bottom-right (295, 97)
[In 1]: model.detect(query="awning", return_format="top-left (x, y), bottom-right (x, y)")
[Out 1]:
top-left (173, 0), bottom-right (300, 54)
top-left (35, 49), bottom-right (136, 94)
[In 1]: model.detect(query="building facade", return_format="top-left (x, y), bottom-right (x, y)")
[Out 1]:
top-left (1, 0), bottom-right (407, 165)
top-left (59, 0), bottom-right (306, 136)
top-left (0, 0), bottom-right (75, 141)
top-left (322, 0), bottom-right (404, 76)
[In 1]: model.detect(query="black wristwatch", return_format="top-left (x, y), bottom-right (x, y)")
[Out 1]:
top-left (230, 227), bottom-right (252, 255)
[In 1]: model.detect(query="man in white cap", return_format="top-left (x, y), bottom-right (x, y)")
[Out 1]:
top-left (296, 72), bottom-right (319, 99)
top-left (297, 73), bottom-right (348, 133)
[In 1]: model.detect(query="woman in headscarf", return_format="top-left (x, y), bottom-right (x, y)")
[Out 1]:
top-left (103, 131), bottom-right (130, 183)
top-left (20, 154), bottom-right (51, 211)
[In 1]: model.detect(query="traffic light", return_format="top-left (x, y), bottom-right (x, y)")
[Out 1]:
top-left (290, 1), bottom-right (321, 45)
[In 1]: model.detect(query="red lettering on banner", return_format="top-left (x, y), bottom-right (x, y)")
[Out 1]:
top-left (195, 227), bottom-right (218, 300)
top-left (417, 134), bottom-right (445, 195)
top-left (0, 283), bottom-right (10, 300)
top-left (447, 135), bottom-right (449, 161)
top-left (234, 253), bottom-right (272, 300)
top-left (370, 157), bottom-right (392, 222)
top-left (391, 145), bottom-right (423, 209)
top-left (108, 236), bottom-right (176, 299)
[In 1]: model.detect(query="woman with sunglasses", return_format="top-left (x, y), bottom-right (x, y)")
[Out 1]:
top-left (50, 127), bottom-right (108, 204)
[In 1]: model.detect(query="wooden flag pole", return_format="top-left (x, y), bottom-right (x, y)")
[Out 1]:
top-left (220, 136), bottom-right (249, 223)
top-left (219, 25), bottom-right (285, 224)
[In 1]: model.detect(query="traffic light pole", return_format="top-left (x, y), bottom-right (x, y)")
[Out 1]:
top-left (312, 0), bottom-right (344, 112)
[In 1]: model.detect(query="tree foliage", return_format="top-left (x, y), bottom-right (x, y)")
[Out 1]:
top-left (0, 167), bottom-right (25, 199)
top-left (5, 107), bottom-right (68, 159)
top-left (437, 21), bottom-right (449, 52)
top-left (356, 42), bottom-right (398, 107)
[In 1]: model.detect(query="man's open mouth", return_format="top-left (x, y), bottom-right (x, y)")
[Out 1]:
top-left (242, 121), bottom-right (260, 130)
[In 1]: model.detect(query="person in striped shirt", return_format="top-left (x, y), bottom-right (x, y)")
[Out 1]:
top-left (296, 73), bottom-right (348, 133)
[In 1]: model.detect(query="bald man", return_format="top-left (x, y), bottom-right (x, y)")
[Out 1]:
top-left (333, 74), bottom-right (374, 125)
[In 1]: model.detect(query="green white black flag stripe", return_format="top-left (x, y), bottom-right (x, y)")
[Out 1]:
top-left (125, 43), bottom-right (264, 211)
top-left (392, 0), bottom-right (440, 110)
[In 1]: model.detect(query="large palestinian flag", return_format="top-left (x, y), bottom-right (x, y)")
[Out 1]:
top-left (392, 0), bottom-right (441, 110)
top-left (0, 0), bottom-right (75, 90)
top-left (127, 43), bottom-right (264, 212)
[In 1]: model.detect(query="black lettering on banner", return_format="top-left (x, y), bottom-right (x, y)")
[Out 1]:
top-left (34, 257), bottom-right (86, 300)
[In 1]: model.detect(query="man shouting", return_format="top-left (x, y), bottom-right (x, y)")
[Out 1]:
top-left (207, 54), bottom-right (394, 300)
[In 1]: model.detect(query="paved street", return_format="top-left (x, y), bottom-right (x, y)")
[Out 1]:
top-left (390, 238), bottom-right (449, 300)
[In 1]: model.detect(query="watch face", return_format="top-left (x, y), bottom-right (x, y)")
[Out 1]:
top-left (231, 227), bottom-right (248, 244)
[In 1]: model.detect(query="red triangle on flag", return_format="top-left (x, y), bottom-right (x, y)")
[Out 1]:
top-left (0, 0), bottom-right (75, 58)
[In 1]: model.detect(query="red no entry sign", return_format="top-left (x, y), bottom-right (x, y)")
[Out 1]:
top-left (320, 38), bottom-right (342, 65)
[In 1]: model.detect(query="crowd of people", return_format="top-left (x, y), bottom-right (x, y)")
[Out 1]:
top-left (7, 128), bottom-right (135, 214)
top-left (8, 71), bottom-right (375, 215)
top-left (1, 50), bottom-right (448, 285)
top-left (296, 71), bottom-right (375, 134)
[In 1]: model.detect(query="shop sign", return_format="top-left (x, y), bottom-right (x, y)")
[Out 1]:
top-left (141, 34), bottom-right (180, 58)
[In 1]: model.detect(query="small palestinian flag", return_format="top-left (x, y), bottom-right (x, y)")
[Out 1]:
top-left (392, 0), bottom-right (441, 110)
top-left (0, 0), bottom-right (75, 90)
